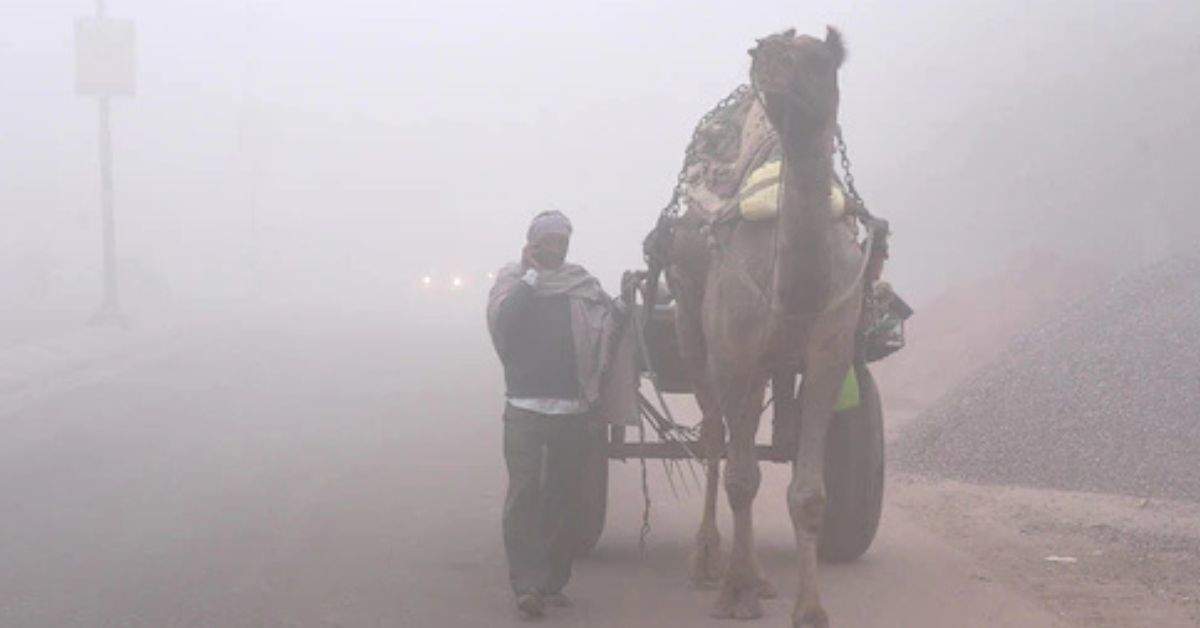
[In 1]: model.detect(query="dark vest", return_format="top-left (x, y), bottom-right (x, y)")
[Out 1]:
top-left (501, 293), bottom-right (580, 400)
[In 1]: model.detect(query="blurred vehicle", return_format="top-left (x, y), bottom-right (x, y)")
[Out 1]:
top-left (414, 271), bottom-right (494, 295)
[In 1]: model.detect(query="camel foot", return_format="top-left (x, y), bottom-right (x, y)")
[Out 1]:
top-left (792, 605), bottom-right (829, 628)
top-left (689, 531), bottom-right (724, 587)
top-left (542, 592), bottom-right (572, 608)
top-left (756, 577), bottom-right (777, 599)
top-left (734, 589), bottom-right (764, 620)
top-left (710, 581), bottom-right (763, 620)
top-left (710, 586), bottom-right (735, 619)
top-left (516, 592), bottom-right (545, 621)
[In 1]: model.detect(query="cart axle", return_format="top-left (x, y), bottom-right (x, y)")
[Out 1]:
top-left (607, 441), bottom-right (793, 463)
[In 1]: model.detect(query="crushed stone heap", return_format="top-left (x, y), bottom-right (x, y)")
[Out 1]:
top-left (896, 256), bottom-right (1200, 502)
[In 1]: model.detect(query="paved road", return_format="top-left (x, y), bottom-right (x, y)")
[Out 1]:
top-left (0, 309), bottom-right (1069, 627)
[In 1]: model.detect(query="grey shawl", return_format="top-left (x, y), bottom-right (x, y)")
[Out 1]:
top-left (487, 262), bottom-right (638, 425)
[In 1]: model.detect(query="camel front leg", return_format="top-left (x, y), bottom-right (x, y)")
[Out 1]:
top-left (690, 378), bottom-right (726, 588)
top-left (711, 375), bottom-right (767, 620)
top-left (787, 357), bottom-right (847, 628)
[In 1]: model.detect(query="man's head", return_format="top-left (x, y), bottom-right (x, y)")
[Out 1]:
top-left (525, 210), bottom-right (572, 270)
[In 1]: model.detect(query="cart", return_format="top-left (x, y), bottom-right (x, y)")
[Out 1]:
top-left (574, 286), bottom-right (908, 563)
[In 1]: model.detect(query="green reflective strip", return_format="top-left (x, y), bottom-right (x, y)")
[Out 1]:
top-left (834, 367), bottom-right (860, 412)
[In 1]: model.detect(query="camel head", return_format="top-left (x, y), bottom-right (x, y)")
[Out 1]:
top-left (749, 29), bottom-right (849, 327)
top-left (748, 27), bottom-right (845, 142)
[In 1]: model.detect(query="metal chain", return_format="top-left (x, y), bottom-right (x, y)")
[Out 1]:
top-left (834, 124), bottom-right (866, 211)
top-left (661, 84), bottom-right (754, 219)
top-left (646, 85), bottom-right (755, 269)
top-left (664, 90), bottom-right (866, 220)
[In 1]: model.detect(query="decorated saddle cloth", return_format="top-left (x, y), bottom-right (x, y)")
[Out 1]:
top-left (679, 93), bottom-right (776, 218)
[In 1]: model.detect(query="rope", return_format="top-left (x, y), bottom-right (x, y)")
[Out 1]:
top-left (629, 272), bottom-right (708, 558)
top-left (630, 279), bottom-right (703, 459)
top-left (638, 421), bottom-right (651, 557)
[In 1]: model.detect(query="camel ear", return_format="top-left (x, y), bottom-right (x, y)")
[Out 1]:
top-left (825, 26), bottom-right (846, 67)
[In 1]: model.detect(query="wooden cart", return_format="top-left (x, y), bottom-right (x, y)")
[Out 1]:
top-left (574, 302), bottom-right (887, 563)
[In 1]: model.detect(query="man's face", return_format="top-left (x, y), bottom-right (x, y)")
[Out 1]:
top-left (530, 233), bottom-right (569, 270)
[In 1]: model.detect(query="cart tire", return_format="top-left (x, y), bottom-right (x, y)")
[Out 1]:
top-left (574, 422), bottom-right (609, 557)
top-left (818, 363), bottom-right (885, 563)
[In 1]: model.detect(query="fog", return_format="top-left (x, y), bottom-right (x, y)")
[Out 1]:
top-left (5, 1), bottom-right (1197, 319)
top-left (5, 3), bottom-right (1200, 626)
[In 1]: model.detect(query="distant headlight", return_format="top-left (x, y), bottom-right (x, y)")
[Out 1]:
top-left (421, 275), bottom-right (433, 287)
top-left (451, 276), bottom-right (464, 289)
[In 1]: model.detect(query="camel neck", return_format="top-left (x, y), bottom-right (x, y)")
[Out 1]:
top-left (772, 124), bottom-right (836, 317)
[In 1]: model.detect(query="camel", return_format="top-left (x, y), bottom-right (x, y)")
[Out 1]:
top-left (656, 27), bottom-right (862, 627)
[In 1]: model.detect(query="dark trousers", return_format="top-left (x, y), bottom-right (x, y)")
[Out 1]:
top-left (502, 404), bottom-right (589, 596)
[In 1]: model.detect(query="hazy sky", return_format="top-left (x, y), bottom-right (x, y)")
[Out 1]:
top-left (3, 1), bottom-right (1198, 308)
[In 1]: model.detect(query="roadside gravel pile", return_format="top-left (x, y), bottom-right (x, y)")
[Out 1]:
top-left (895, 255), bottom-right (1200, 502)
top-left (873, 249), bottom-right (1107, 418)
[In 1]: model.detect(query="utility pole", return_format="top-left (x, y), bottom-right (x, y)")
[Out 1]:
top-left (240, 0), bottom-right (262, 299)
top-left (77, 0), bottom-right (134, 326)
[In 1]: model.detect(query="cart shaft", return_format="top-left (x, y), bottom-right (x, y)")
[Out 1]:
top-left (607, 441), bottom-right (792, 463)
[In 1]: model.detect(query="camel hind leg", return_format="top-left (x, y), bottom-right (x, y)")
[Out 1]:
top-left (671, 267), bottom-right (727, 588)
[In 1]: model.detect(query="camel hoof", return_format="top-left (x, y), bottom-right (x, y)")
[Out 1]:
top-left (792, 606), bottom-right (829, 628)
top-left (516, 593), bottom-right (545, 621)
top-left (689, 535), bottom-right (725, 586)
top-left (733, 590), bottom-right (764, 620)
top-left (710, 586), bottom-right (737, 619)
top-left (711, 582), bottom-right (763, 620)
top-left (756, 577), bottom-right (778, 599)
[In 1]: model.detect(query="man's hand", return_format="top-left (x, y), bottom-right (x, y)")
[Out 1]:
top-left (521, 243), bottom-right (545, 272)
top-left (620, 270), bottom-right (644, 305)
top-left (523, 233), bottom-right (569, 271)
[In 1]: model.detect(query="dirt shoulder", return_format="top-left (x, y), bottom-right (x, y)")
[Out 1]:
top-left (890, 474), bottom-right (1200, 627)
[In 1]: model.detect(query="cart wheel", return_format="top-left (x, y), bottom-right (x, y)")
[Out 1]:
top-left (818, 363), bottom-right (885, 563)
top-left (574, 422), bottom-right (609, 557)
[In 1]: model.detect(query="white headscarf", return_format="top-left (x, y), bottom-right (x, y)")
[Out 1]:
top-left (526, 210), bottom-right (573, 241)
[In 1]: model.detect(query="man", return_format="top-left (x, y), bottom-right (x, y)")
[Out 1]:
top-left (486, 210), bottom-right (625, 620)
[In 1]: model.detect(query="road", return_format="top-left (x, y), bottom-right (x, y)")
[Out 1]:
top-left (0, 306), bottom-right (1072, 627)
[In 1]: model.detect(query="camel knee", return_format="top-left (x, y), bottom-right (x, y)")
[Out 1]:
top-left (788, 486), bottom-right (826, 535)
top-left (695, 522), bottom-right (720, 545)
top-left (724, 461), bottom-right (761, 510)
top-left (700, 424), bottom-right (725, 460)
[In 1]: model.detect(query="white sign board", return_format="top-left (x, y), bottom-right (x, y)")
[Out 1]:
top-left (75, 17), bottom-right (136, 96)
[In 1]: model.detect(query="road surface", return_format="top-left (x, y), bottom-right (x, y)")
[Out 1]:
top-left (0, 307), bottom-right (1072, 627)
